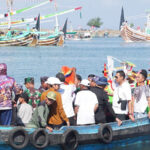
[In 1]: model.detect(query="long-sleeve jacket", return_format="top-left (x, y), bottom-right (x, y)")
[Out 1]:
top-left (27, 101), bottom-right (49, 128)
top-left (40, 88), bottom-right (69, 125)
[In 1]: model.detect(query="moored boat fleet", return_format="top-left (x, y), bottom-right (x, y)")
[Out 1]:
top-left (0, 0), bottom-right (83, 47)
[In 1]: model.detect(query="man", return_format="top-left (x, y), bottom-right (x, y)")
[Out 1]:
top-left (90, 76), bottom-right (122, 125)
top-left (75, 79), bottom-right (99, 125)
top-left (39, 76), bottom-right (48, 93)
top-left (41, 77), bottom-right (70, 129)
top-left (27, 92), bottom-right (57, 132)
top-left (74, 74), bottom-right (82, 94)
top-left (0, 63), bottom-right (16, 125)
top-left (17, 92), bottom-right (33, 126)
top-left (112, 70), bottom-right (133, 121)
top-left (24, 77), bottom-right (41, 109)
top-left (56, 73), bottom-right (76, 125)
top-left (132, 69), bottom-right (150, 119)
top-left (11, 84), bottom-right (23, 125)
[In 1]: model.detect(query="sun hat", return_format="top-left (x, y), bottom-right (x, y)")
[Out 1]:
top-left (46, 92), bottom-right (56, 101)
top-left (45, 77), bottom-right (62, 85)
top-left (96, 77), bottom-right (108, 86)
top-left (80, 79), bottom-right (90, 87)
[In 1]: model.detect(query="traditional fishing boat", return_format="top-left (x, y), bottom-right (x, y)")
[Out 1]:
top-left (120, 8), bottom-right (150, 42)
top-left (0, 117), bottom-right (150, 150)
top-left (37, 34), bottom-right (64, 46)
top-left (0, 31), bottom-right (37, 47)
top-left (120, 22), bottom-right (150, 42)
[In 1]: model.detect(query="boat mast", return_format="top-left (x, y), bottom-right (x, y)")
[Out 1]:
top-left (119, 6), bottom-right (125, 30)
top-left (145, 12), bottom-right (150, 34)
top-left (7, 0), bottom-right (13, 29)
top-left (54, 0), bottom-right (59, 34)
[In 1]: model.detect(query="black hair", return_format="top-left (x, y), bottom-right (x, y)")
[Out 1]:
top-left (88, 74), bottom-right (95, 78)
top-left (116, 70), bottom-right (125, 79)
top-left (56, 72), bottom-right (65, 82)
top-left (76, 74), bottom-right (82, 81)
top-left (140, 69), bottom-right (147, 81)
top-left (19, 92), bottom-right (29, 103)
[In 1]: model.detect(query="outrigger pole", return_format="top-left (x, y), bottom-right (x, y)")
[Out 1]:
top-left (0, 7), bottom-right (82, 27)
top-left (0, 0), bottom-right (53, 19)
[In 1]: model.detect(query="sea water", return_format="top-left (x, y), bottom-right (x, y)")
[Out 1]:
top-left (0, 37), bottom-right (149, 88)
top-left (0, 37), bottom-right (150, 149)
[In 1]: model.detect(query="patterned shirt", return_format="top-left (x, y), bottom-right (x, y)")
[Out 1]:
top-left (24, 88), bottom-right (41, 109)
top-left (0, 75), bottom-right (16, 110)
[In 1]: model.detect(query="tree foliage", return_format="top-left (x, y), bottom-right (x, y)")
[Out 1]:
top-left (87, 17), bottom-right (103, 28)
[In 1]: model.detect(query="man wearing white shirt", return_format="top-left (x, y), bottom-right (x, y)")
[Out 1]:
top-left (112, 70), bottom-right (133, 121)
top-left (75, 79), bottom-right (98, 125)
top-left (56, 73), bottom-right (76, 125)
top-left (132, 70), bottom-right (150, 119)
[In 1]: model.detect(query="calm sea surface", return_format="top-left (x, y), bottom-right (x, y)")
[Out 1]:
top-left (0, 37), bottom-right (150, 149)
top-left (0, 37), bottom-right (149, 88)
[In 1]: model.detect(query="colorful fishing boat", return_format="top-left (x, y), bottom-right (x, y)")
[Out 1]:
top-left (0, 117), bottom-right (150, 150)
top-left (0, 31), bottom-right (37, 47)
top-left (120, 9), bottom-right (150, 42)
top-left (37, 34), bottom-right (64, 46)
top-left (120, 22), bottom-right (150, 42)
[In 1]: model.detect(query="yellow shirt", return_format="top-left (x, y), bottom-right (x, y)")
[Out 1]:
top-left (40, 88), bottom-right (69, 125)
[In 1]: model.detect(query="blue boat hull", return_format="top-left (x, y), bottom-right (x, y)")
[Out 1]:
top-left (0, 117), bottom-right (150, 149)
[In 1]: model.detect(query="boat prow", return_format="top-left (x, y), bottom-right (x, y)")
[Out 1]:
top-left (120, 23), bottom-right (150, 42)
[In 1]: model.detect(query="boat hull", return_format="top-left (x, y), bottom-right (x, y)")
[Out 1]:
top-left (37, 35), bottom-right (64, 46)
top-left (0, 33), bottom-right (36, 46)
top-left (120, 23), bottom-right (150, 42)
top-left (0, 117), bottom-right (149, 149)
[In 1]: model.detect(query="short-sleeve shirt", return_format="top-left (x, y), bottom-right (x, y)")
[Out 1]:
top-left (75, 90), bottom-right (98, 125)
top-left (0, 75), bottom-right (16, 110)
top-left (133, 85), bottom-right (150, 113)
top-left (112, 81), bottom-right (131, 114)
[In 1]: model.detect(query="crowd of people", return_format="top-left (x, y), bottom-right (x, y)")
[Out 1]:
top-left (0, 63), bottom-right (150, 132)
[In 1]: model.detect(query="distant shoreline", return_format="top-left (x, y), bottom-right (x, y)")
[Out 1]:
top-left (0, 29), bottom-right (121, 37)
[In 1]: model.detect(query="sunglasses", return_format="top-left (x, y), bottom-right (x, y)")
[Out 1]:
top-left (115, 76), bottom-right (119, 79)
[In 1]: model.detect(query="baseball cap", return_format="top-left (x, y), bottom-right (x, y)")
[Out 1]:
top-left (45, 77), bottom-right (62, 85)
top-left (80, 79), bottom-right (90, 87)
top-left (46, 92), bottom-right (56, 101)
top-left (96, 77), bottom-right (108, 86)
top-left (24, 77), bottom-right (34, 84)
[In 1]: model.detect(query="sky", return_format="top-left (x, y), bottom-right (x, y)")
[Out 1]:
top-left (0, 0), bottom-right (150, 30)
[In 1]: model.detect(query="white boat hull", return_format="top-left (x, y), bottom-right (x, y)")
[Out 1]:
top-left (120, 23), bottom-right (150, 42)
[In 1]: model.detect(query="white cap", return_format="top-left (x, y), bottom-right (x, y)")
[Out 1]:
top-left (80, 79), bottom-right (90, 87)
top-left (45, 77), bottom-right (62, 85)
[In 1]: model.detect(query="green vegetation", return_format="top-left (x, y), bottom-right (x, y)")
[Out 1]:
top-left (130, 23), bottom-right (134, 28)
top-left (87, 17), bottom-right (103, 28)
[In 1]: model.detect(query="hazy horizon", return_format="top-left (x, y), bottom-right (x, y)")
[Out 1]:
top-left (0, 0), bottom-right (150, 30)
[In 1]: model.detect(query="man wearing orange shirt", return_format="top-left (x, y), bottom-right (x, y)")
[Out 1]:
top-left (41, 77), bottom-right (70, 129)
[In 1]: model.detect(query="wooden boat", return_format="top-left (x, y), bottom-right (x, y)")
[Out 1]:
top-left (37, 34), bottom-right (64, 46)
top-left (0, 32), bottom-right (37, 46)
top-left (120, 23), bottom-right (150, 42)
top-left (0, 117), bottom-right (150, 150)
